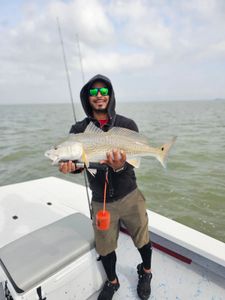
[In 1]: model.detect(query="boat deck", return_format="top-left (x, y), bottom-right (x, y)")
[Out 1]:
top-left (0, 177), bottom-right (225, 299)
top-left (89, 232), bottom-right (225, 299)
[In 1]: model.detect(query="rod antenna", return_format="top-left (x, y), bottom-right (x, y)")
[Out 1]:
top-left (56, 17), bottom-right (76, 123)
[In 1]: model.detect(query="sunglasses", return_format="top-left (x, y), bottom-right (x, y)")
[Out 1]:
top-left (89, 87), bottom-right (109, 97)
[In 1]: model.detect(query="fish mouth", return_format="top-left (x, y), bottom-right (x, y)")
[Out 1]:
top-left (44, 150), bottom-right (58, 163)
top-left (44, 150), bottom-right (50, 158)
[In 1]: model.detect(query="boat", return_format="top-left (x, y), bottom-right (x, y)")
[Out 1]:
top-left (0, 176), bottom-right (225, 299)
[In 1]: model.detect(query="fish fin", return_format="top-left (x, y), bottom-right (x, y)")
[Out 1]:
top-left (84, 122), bottom-right (103, 134)
top-left (127, 158), bottom-right (141, 168)
top-left (82, 147), bottom-right (89, 168)
top-left (51, 157), bottom-right (60, 165)
top-left (157, 136), bottom-right (177, 168)
top-left (108, 127), bottom-right (149, 144)
top-left (87, 169), bottom-right (97, 177)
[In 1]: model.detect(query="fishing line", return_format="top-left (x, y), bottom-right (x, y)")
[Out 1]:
top-left (74, 33), bottom-right (93, 220)
top-left (56, 19), bottom-right (111, 226)
top-left (96, 169), bottom-right (111, 231)
top-left (56, 18), bottom-right (93, 219)
top-left (56, 17), bottom-right (76, 123)
top-left (83, 165), bottom-right (93, 218)
top-left (76, 34), bottom-right (85, 84)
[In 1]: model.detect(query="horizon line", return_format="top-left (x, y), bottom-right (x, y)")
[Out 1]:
top-left (0, 98), bottom-right (224, 106)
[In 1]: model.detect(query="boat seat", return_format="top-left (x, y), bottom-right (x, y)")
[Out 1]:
top-left (0, 213), bottom-right (94, 293)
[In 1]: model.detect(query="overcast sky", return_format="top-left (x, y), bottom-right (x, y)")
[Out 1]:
top-left (0, 0), bottom-right (225, 104)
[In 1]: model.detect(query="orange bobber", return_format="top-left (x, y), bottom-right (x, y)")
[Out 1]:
top-left (96, 210), bottom-right (110, 231)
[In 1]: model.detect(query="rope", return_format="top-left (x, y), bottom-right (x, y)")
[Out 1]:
top-left (103, 169), bottom-right (109, 212)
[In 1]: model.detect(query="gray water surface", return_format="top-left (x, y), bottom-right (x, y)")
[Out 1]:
top-left (0, 100), bottom-right (225, 242)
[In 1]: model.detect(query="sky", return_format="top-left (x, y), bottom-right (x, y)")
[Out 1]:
top-left (0, 0), bottom-right (225, 104)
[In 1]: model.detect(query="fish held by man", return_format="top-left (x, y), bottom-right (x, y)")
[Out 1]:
top-left (45, 122), bottom-right (177, 168)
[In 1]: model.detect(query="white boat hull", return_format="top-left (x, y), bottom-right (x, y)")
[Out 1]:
top-left (0, 177), bottom-right (225, 299)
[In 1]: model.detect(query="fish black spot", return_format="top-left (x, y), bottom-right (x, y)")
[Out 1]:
top-left (54, 146), bottom-right (58, 150)
top-left (47, 202), bottom-right (52, 206)
top-left (161, 147), bottom-right (164, 151)
top-left (12, 215), bottom-right (18, 220)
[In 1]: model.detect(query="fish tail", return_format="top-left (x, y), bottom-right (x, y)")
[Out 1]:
top-left (156, 136), bottom-right (177, 168)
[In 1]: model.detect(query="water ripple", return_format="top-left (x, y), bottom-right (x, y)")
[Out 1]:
top-left (0, 101), bottom-right (225, 242)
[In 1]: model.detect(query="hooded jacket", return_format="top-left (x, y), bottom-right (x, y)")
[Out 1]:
top-left (70, 74), bottom-right (138, 202)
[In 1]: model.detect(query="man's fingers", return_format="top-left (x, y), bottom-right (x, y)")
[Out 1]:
top-left (68, 160), bottom-right (76, 173)
top-left (68, 160), bottom-right (76, 172)
top-left (71, 161), bottom-right (76, 172)
top-left (100, 150), bottom-right (127, 170)
top-left (100, 160), bottom-right (107, 164)
top-left (120, 150), bottom-right (126, 162)
top-left (59, 162), bottom-right (66, 173)
top-left (106, 151), bottom-right (114, 165)
top-left (59, 161), bottom-right (76, 173)
top-left (112, 149), bottom-right (120, 161)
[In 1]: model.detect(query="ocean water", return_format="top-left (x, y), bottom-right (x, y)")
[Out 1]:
top-left (0, 100), bottom-right (225, 242)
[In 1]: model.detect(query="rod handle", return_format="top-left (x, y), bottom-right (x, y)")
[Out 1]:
top-left (75, 162), bottom-right (108, 171)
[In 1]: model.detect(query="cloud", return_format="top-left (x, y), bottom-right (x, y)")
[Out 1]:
top-left (109, 0), bottom-right (172, 51)
top-left (81, 49), bottom-right (154, 73)
top-left (46, 0), bottom-right (116, 47)
top-left (0, 0), bottom-right (225, 103)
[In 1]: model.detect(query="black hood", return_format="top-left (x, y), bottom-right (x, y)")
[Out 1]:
top-left (80, 74), bottom-right (116, 119)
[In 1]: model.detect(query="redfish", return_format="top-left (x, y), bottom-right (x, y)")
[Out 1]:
top-left (45, 122), bottom-right (176, 168)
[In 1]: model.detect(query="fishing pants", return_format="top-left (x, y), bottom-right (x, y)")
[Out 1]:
top-left (92, 188), bottom-right (150, 256)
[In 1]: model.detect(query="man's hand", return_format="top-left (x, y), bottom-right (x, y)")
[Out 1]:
top-left (59, 161), bottom-right (82, 174)
top-left (100, 149), bottom-right (126, 171)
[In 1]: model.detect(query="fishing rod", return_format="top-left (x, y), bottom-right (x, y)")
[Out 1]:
top-left (56, 17), bottom-right (77, 123)
top-left (73, 33), bottom-right (93, 219)
top-left (56, 18), bottom-right (105, 220)
top-left (56, 19), bottom-right (111, 228)
top-left (76, 34), bottom-right (85, 84)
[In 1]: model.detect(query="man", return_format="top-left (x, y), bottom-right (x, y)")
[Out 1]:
top-left (59, 74), bottom-right (152, 300)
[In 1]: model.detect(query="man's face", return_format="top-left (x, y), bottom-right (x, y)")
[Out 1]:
top-left (88, 81), bottom-right (110, 113)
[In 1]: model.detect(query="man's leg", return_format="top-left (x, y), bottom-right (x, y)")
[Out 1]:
top-left (91, 201), bottom-right (120, 300)
top-left (98, 251), bottom-right (120, 300)
top-left (101, 251), bottom-right (118, 282)
top-left (119, 189), bottom-right (152, 300)
top-left (138, 241), bottom-right (152, 271)
top-left (137, 242), bottom-right (153, 300)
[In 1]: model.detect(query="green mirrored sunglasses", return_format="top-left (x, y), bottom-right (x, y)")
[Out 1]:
top-left (89, 87), bottom-right (109, 96)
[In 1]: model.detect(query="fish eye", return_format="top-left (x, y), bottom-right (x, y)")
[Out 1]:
top-left (54, 146), bottom-right (58, 150)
